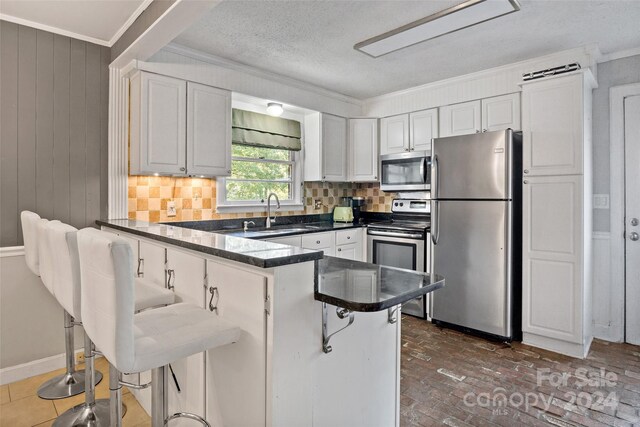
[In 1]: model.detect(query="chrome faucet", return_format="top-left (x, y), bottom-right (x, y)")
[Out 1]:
top-left (243, 221), bottom-right (255, 232)
top-left (266, 193), bottom-right (280, 228)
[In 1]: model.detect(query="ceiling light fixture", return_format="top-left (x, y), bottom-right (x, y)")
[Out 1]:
top-left (354, 0), bottom-right (521, 58)
top-left (266, 102), bottom-right (284, 116)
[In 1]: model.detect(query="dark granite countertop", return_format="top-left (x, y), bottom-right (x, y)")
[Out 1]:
top-left (315, 256), bottom-right (445, 312)
top-left (97, 219), bottom-right (324, 268)
top-left (213, 221), bottom-right (363, 239)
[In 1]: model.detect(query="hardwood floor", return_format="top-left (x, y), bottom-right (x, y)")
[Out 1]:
top-left (400, 316), bottom-right (640, 427)
top-left (2, 318), bottom-right (638, 427)
top-left (0, 357), bottom-right (150, 427)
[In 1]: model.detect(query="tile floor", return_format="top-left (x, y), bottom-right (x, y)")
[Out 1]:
top-left (400, 316), bottom-right (640, 427)
top-left (0, 357), bottom-right (150, 427)
top-left (2, 319), bottom-right (638, 427)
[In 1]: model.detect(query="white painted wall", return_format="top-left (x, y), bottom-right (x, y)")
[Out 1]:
top-left (0, 250), bottom-right (84, 379)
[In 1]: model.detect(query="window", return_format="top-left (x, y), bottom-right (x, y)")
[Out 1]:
top-left (217, 144), bottom-right (302, 212)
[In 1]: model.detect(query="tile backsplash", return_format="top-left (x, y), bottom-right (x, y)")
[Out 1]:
top-left (128, 176), bottom-right (396, 222)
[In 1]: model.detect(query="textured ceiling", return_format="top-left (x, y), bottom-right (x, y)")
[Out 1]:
top-left (173, 0), bottom-right (640, 99)
top-left (0, 0), bottom-right (146, 45)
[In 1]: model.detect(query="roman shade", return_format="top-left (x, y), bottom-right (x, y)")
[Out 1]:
top-left (232, 109), bottom-right (302, 151)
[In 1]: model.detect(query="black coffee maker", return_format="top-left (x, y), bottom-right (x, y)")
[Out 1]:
top-left (350, 197), bottom-right (365, 223)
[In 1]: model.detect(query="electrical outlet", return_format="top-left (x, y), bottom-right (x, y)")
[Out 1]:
top-left (167, 200), bottom-right (177, 217)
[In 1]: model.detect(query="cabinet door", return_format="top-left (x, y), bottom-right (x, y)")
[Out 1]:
top-left (439, 100), bottom-right (481, 137)
top-left (302, 232), bottom-right (335, 256)
top-left (321, 114), bottom-right (348, 181)
top-left (186, 83), bottom-right (231, 177)
top-left (138, 239), bottom-right (166, 288)
top-left (482, 93), bottom-right (521, 132)
top-left (348, 118), bottom-right (378, 182)
top-left (336, 243), bottom-right (359, 260)
top-left (410, 109), bottom-right (438, 152)
top-left (165, 248), bottom-right (207, 427)
top-left (522, 175), bottom-right (583, 343)
top-left (522, 74), bottom-right (583, 175)
top-left (136, 72), bottom-right (187, 175)
top-left (380, 114), bottom-right (409, 155)
top-left (205, 260), bottom-right (267, 426)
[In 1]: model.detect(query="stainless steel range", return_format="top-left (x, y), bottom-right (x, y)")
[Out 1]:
top-left (367, 197), bottom-right (430, 318)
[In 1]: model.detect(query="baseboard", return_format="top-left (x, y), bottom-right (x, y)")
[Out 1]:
top-left (523, 332), bottom-right (592, 359)
top-left (0, 349), bottom-right (84, 385)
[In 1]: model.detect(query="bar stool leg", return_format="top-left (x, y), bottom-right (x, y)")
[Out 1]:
top-left (151, 366), bottom-right (167, 427)
top-left (109, 363), bottom-right (123, 427)
top-left (38, 311), bottom-right (103, 399)
top-left (53, 333), bottom-right (111, 426)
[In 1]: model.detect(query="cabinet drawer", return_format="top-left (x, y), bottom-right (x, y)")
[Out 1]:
top-left (336, 229), bottom-right (360, 246)
top-left (302, 232), bottom-right (335, 249)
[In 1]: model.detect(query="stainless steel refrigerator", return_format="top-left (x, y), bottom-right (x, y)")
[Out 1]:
top-left (430, 129), bottom-right (522, 341)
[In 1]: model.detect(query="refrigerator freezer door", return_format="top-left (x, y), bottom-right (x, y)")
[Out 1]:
top-left (432, 130), bottom-right (511, 200)
top-left (431, 200), bottom-right (512, 338)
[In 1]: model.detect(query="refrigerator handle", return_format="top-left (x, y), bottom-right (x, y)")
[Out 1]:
top-left (432, 154), bottom-right (439, 199)
top-left (431, 199), bottom-right (439, 245)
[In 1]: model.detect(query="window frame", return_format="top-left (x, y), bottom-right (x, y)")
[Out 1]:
top-left (216, 143), bottom-right (304, 213)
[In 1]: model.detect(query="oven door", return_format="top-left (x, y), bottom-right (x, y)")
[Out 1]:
top-left (367, 230), bottom-right (426, 318)
top-left (380, 151), bottom-right (431, 192)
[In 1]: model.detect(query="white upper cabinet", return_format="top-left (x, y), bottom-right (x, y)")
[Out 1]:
top-left (410, 109), bottom-right (438, 152)
top-left (130, 71), bottom-right (232, 177)
top-left (439, 100), bottom-right (481, 137)
top-left (304, 112), bottom-right (347, 182)
top-left (186, 82), bottom-right (232, 177)
top-left (481, 93), bottom-right (521, 132)
top-left (380, 114), bottom-right (409, 155)
top-left (522, 74), bottom-right (585, 176)
top-left (349, 118), bottom-right (378, 182)
top-left (130, 72), bottom-right (187, 175)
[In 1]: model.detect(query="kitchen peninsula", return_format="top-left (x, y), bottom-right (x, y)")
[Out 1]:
top-left (98, 219), bottom-right (444, 426)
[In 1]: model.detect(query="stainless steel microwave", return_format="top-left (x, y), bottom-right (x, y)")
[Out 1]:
top-left (380, 151), bottom-right (431, 192)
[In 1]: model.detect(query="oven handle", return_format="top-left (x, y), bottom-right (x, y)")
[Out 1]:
top-left (367, 230), bottom-right (424, 239)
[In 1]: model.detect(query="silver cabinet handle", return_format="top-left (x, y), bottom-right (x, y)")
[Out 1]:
top-left (167, 269), bottom-right (175, 290)
top-left (630, 232), bottom-right (639, 242)
top-left (524, 169), bottom-right (529, 174)
top-left (337, 248), bottom-right (342, 252)
top-left (475, 130), bottom-right (480, 133)
top-left (523, 180), bottom-right (529, 184)
top-left (347, 236), bottom-right (351, 240)
top-left (179, 167), bottom-right (185, 172)
top-left (316, 240), bottom-right (321, 244)
top-left (137, 258), bottom-right (144, 277)
top-left (482, 129), bottom-right (487, 132)
top-left (208, 286), bottom-right (219, 314)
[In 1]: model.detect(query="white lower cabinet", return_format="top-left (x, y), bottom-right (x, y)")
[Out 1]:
top-left (165, 248), bottom-right (207, 427)
top-left (268, 228), bottom-right (364, 261)
top-left (205, 260), bottom-right (267, 426)
top-left (302, 231), bottom-right (336, 256)
top-left (138, 240), bottom-right (166, 288)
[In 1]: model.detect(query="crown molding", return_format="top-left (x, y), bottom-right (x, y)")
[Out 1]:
top-left (0, 14), bottom-right (110, 46)
top-left (364, 44), bottom-right (601, 105)
top-left (1, 0), bottom-right (153, 48)
top-left (163, 43), bottom-right (363, 108)
top-left (598, 46), bottom-right (640, 64)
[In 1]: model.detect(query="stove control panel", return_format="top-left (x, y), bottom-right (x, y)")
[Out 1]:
top-left (391, 198), bottom-right (431, 214)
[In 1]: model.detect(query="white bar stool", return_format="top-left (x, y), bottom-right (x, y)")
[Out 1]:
top-left (20, 211), bottom-right (88, 399)
top-left (45, 222), bottom-right (178, 426)
top-left (77, 228), bottom-right (242, 427)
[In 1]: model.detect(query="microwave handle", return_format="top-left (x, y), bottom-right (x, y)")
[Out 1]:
top-left (420, 157), bottom-right (426, 183)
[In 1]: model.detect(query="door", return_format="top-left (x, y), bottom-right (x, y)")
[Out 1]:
top-left (431, 200), bottom-right (511, 337)
top-left (482, 93), bottom-right (521, 132)
top-left (522, 175), bottom-right (582, 343)
top-left (139, 72), bottom-right (187, 175)
top-left (380, 114), bottom-right (409, 155)
top-left (349, 118), bottom-right (378, 182)
top-left (521, 74), bottom-right (583, 176)
top-left (432, 130), bottom-right (510, 200)
top-left (439, 100), bottom-right (481, 137)
top-left (625, 95), bottom-right (640, 345)
top-left (165, 248), bottom-right (207, 427)
top-left (321, 114), bottom-right (348, 181)
top-left (205, 260), bottom-right (267, 426)
top-left (410, 109), bottom-right (438, 152)
top-left (186, 82), bottom-right (231, 177)
top-left (336, 243), bottom-right (359, 260)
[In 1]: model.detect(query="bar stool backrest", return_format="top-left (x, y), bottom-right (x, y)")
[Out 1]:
top-left (47, 222), bottom-right (81, 321)
top-left (36, 219), bottom-right (60, 294)
top-left (77, 228), bottom-right (136, 371)
top-left (20, 211), bottom-right (43, 276)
